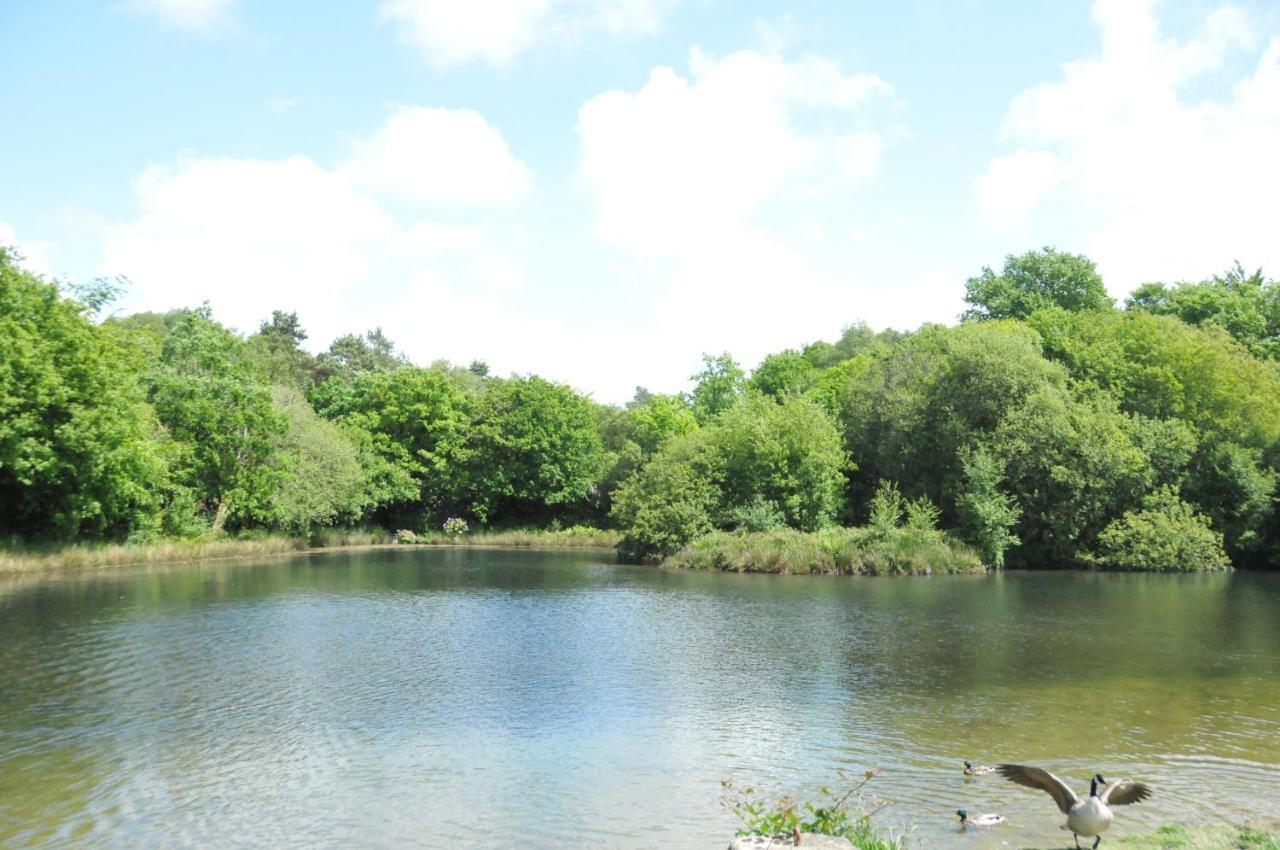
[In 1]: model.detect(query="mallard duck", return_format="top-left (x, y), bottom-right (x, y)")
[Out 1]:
top-left (956, 809), bottom-right (1006, 827)
top-left (997, 765), bottom-right (1152, 849)
top-left (963, 760), bottom-right (995, 777)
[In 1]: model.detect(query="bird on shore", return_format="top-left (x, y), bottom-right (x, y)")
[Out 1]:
top-left (997, 764), bottom-right (1152, 849)
top-left (964, 760), bottom-right (995, 777)
top-left (956, 809), bottom-right (1006, 827)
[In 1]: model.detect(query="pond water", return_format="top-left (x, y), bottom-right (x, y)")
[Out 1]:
top-left (1, 548), bottom-right (1278, 849)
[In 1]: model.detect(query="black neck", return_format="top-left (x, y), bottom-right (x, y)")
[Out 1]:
top-left (1090, 778), bottom-right (1098, 797)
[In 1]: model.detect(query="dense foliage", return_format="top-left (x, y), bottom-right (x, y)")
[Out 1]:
top-left (2, 245), bottom-right (1277, 571)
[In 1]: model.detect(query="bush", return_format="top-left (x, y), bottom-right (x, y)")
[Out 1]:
top-left (731, 496), bottom-right (786, 532)
top-left (1090, 488), bottom-right (1230, 571)
top-left (666, 526), bottom-right (983, 576)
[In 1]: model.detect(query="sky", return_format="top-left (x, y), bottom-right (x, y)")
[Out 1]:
top-left (2, 0), bottom-right (1279, 403)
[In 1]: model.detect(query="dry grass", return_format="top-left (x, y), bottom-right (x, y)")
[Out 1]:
top-left (404, 526), bottom-right (621, 549)
top-left (0, 528), bottom-right (393, 576)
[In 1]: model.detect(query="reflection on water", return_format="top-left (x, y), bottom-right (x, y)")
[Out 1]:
top-left (1, 549), bottom-right (1278, 849)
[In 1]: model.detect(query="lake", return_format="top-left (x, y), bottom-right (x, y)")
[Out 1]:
top-left (1, 548), bottom-right (1278, 849)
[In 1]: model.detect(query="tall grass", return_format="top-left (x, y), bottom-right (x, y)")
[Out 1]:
top-left (404, 525), bottom-right (621, 549)
top-left (0, 528), bottom-right (394, 575)
top-left (666, 527), bottom-right (985, 576)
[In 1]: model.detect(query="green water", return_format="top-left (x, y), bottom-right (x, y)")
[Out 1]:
top-left (1, 548), bottom-right (1277, 849)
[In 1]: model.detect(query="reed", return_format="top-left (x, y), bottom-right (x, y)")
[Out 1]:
top-left (666, 527), bottom-right (985, 575)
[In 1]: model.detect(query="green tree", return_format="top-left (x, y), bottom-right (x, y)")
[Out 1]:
top-left (1127, 263), bottom-right (1279, 359)
top-left (1091, 487), bottom-right (1230, 571)
top-left (708, 394), bottom-right (847, 531)
top-left (611, 432), bottom-right (721, 561)
top-left (0, 249), bottom-right (168, 540)
top-left (313, 328), bottom-right (405, 382)
top-left (268, 387), bottom-right (370, 534)
top-left (993, 386), bottom-right (1154, 565)
top-left (248, 310), bottom-right (315, 391)
top-left (956, 446), bottom-right (1020, 568)
top-left (459, 376), bottom-right (603, 524)
top-left (749, 349), bottom-right (817, 400)
top-left (312, 366), bottom-right (471, 526)
top-left (963, 247), bottom-right (1114, 321)
top-left (146, 307), bottom-right (284, 532)
top-left (690, 352), bottom-right (745, 423)
top-left (612, 393), bottom-right (846, 559)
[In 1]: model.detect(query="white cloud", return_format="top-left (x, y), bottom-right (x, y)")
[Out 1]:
top-left (577, 47), bottom-right (894, 258)
top-left (974, 0), bottom-right (1280, 287)
top-left (131, 0), bottom-right (237, 30)
top-left (380, 0), bottom-right (680, 69)
top-left (573, 46), bottom-right (906, 376)
top-left (99, 108), bottom-right (533, 353)
top-left (340, 106), bottom-right (532, 207)
top-left (0, 222), bottom-right (52, 277)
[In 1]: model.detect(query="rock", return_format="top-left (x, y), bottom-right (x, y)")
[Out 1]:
top-left (727, 834), bottom-right (854, 850)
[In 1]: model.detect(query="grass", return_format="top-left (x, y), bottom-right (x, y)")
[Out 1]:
top-left (1110, 824), bottom-right (1280, 850)
top-left (666, 527), bottom-right (986, 576)
top-left (0, 528), bottom-right (392, 575)
top-left (401, 525), bottom-right (621, 549)
top-left (1022, 824), bottom-right (1280, 850)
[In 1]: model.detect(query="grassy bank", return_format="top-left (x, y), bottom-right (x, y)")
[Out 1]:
top-left (666, 527), bottom-right (986, 576)
top-left (0, 529), bottom-right (391, 575)
top-left (1112, 824), bottom-right (1276, 849)
top-left (0, 526), bottom-right (622, 576)
top-left (401, 525), bottom-right (621, 549)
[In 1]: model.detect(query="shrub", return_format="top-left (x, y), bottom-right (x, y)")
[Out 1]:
top-left (441, 516), bottom-right (468, 538)
top-left (1090, 488), bottom-right (1230, 571)
top-left (731, 496), bottom-right (786, 532)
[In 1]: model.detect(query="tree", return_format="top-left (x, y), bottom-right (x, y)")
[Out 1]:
top-left (963, 247), bottom-right (1114, 321)
top-left (1126, 262), bottom-right (1279, 359)
top-left (313, 328), bottom-right (405, 381)
top-left (312, 366), bottom-right (471, 526)
top-left (612, 393), bottom-right (847, 559)
top-left (1091, 488), bottom-right (1230, 571)
top-left (0, 249), bottom-right (168, 540)
top-left (146, 307), bottom-right (284, 532)
top-left (611, 432), bottom-right (721, 562)
top-left (956, 446), bottom-right (1020, 568)
top-left (993, 386), bottom-right (1154, 565)
top-left (708, 394), bottom-right (848, 531)
top-left (749, 350), bottom-right (817, 400)
top-left (690, 352), bottom-right (745, 423)
top-left (460, 376), bottom-right (604, 524)
top-left (248, 310), bottom-right (314, 390)
top-left (268, 387), bottom-right (370, 534)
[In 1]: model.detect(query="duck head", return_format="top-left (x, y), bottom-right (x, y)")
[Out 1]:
top-left (956, 809), bottom-right (968, 823)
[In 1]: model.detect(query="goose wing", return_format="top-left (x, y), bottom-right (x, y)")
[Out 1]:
top-left (1100, 780), bottom-right (1153, 806)
top-left (997, 764), bottom-right (1080, 815)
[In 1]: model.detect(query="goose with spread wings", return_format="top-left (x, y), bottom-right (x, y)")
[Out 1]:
top-left (997, 764), bottom-right (1152, 849)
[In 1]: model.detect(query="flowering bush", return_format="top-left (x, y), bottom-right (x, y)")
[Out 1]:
top-left (442, 517), bottom-right (468, 539)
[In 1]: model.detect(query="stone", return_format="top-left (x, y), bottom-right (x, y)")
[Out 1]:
top-left (727, 834), bottom-right (854, 850)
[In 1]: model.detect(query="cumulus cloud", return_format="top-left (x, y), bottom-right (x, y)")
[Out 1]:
top-left (575, 46), bottom-right (903, 374)
top-left (100, 108), bottom-right (533, 353)
top-left (339, 106), bottom-right (532, 207)
top-left (131, 0), bottom-right (237, 30)
top-left (974, 0), bottom-right (1280, 287)
top-left (578, 47), bottom-right (893, 258)
top-left (380, 0), bottom-right (680, 68)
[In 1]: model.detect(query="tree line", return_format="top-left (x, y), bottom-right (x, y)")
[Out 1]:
top-left (2, 245), bottom-right (1278, 570)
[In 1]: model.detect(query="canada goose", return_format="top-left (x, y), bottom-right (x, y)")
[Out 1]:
top-left (964, 760), bottom-right (995, 777)
top-left (956, 809), bottom-right (1006, 827)
top-left (997, 765), bottom-right (1152, 849)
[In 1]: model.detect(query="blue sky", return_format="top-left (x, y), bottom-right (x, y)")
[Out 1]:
top-left (3, 0), bottom-right (1279, 402)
